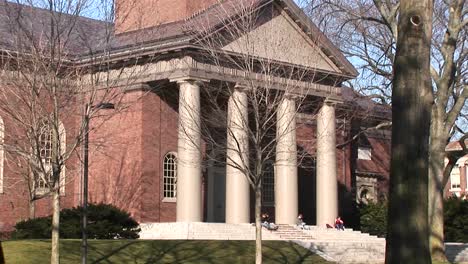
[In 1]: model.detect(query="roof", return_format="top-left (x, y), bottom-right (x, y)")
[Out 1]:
top-left (0, 0), bottom-right (357, 77)
top-left (446, 139), bottom-right (468, 152)
top-left (341, 86), bottom-right (392, 119)
top-left (0, 1), bottom-right (111, 56)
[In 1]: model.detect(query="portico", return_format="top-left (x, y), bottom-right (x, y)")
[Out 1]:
top-left (168, 69), bottom-right (342, 225)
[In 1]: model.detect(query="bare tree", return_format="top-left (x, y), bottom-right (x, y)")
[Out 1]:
top-left (0, 0), bottom-right (153, 263)
top-left (305, 0), bottom-right (467, 261)
top-left (184, 1), bottom-right (347, 263)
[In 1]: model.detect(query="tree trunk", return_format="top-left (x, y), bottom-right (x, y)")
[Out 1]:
top-left (385, 0), bottom-right (433, 263)
top-left (51, 187), bottom-right (60, 264)
top-left (29, 199), bottom-right (35, 219)
top-left (428, 118), bottom-right (449, 262)
top-left (255, 187), bottom-right (262, 264)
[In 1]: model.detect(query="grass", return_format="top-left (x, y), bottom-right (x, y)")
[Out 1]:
top-left (3, 239), bottom-right (331, 264)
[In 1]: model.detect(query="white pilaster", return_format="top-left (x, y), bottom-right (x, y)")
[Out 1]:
top-left (275, 96), bottom-right (298, 224)
top-left (316, 99), bottom-right (339, 227)
top-left (176, 79), bottom-right (203, 222)
top-left (225, 87), bottom-right (250, 223)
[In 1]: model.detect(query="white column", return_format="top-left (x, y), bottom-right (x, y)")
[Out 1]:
top-left (316, 99), bottom-right (338, 227)
top-left (275, 96), bottom-right (298, 224)
top-left (176, 79), bottom-right (203, 222)
top-left (225, 87), bottom-right (250, 223)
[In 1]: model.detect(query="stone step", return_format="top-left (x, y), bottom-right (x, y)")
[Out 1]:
top-left (138, 223), bottom-right (396, 263)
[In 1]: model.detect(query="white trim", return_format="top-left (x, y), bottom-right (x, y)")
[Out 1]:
top-left (466, 166), bottom-right (468, 190)
top-left (59, 122), bottom-right (66, 195)
top-left (162, 197), bottom-right (177, 203)
top-left (450, 166), bottom-right (461, 191)
top-left (163, 152), bottom-right (177, 199)
top-left (36, 120), bottom-right (66, 195)
top-left (358, 147), bottom-right (372, 160)
top-left (456, 155), bottom-right (468, 165)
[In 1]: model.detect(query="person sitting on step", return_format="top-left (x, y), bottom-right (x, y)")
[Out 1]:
top-left (261, 213), bottom-right (278, 231)
top-left (296, 214), bottom-right (309, 230)
top-left (334, 216), bottom-right (345, 231)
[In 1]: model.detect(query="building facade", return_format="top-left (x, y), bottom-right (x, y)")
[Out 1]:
top-left (446, 140), bottom-right (468, 198)
top-left (0, 0), bottom-right (393, 233)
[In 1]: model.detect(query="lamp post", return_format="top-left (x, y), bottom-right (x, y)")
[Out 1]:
top-left (82, 103), bottom-right (114, 264)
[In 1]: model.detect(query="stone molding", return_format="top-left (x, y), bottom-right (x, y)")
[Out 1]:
top-left (101, 56), bottom-right (342, 99)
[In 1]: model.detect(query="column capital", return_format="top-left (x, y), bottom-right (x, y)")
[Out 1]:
top-left (283, 92), bottom-right (302, 101)
top-left (170, 77), bottom-right (210, 85)
top-left (234, 83), bottom-right (250, 92)
top-left (323, 97), bottom-right (343, 106)
top-left (122, 82), bottom-right (152, 92)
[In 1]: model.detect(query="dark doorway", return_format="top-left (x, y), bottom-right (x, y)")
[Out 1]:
top-left (298, 156), bottom-right (316, 225)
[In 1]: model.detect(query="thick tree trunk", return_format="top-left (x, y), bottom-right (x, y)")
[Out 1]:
top-left (51, 187), bottom-right (60, 264)
top-left (428, 118), bottom-right (449, 262)
top-left (255, 187), bottom-right (262, 264)
top-left (385, 0), bottom-right (433, 263)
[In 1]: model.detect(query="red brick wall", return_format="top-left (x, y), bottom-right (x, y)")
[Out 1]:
top-left (87, 90), bottom-right (144, 221)
top-left (0, 100), bottom-right (82, 232)
top-left (115, 0), bottom-right (219, 34)
top-left (446, 164), bottom-right (468, 198)
top-left (86, 87), bottom-right (180, 223)
top-left (356, 136), bottom-right (391, 196)
top-left (140, 89), bottom-right (179, 222)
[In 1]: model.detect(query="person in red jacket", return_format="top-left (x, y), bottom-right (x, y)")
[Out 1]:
top-left (335, 216), bottom-right (345, 231)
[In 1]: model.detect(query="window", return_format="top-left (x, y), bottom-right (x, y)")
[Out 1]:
top-left (450, 166), bottom-right (461, 190)
top-left (466, 166), bottom-right (468, 189)
top-left (262, 161), bottom-right (275, 206)
top-left (358, 147), bottom-right (372, 160)
top-left (0, 117), bottom-right (4, 194)
top-left (163, 152), bottom-right (177, 200)
top-left (36, 120), bottom-right (66, 194)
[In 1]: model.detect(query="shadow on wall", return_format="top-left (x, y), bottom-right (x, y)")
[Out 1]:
top-left (338, 182), bottom-right (360, 229)
top-left (89, 150), bottom-right (143, 220)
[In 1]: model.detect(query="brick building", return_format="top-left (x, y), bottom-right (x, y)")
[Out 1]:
top-left (446, 140), bottom-right (468, 198)
top-left (0, 0), bottom-right (393, 233)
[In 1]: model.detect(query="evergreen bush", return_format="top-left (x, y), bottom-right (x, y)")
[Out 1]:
top-left (444, 196), bottom-right (468, 242)
top-left (359, 201), bottom-right (387, 237)
top-left (13, 216), bottom-right (52, 239)
top-left (12, 203), bottom-right (140, 239)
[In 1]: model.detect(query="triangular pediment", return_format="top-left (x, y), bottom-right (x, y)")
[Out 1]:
top-left (221, 8), bottom-right (342, 74)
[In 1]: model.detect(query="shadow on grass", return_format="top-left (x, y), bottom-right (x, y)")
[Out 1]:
top-left (4, 240), bottom-right (331, 264)
top-left (84, 240), bottom-right (327, 264)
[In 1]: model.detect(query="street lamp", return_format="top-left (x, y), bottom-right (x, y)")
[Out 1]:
top-left (82, 102), bottom-right (114, 264)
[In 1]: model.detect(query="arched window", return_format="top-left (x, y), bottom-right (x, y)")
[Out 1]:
top-left (262, 161), bottom-right (275, 206)
top-left (163, 152), bottom-right (177, 199)
top-left (37, 120), bottom-right (66, 194)
top-left (0, 116), bottom-right (4, 194)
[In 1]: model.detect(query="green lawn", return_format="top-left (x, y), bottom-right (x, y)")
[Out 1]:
top-left (3, 240), bottom-right (331, 264)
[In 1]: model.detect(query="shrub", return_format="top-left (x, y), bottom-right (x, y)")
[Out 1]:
top-left (444, 197), bottom-right (468, 242)
top-left (359, 201), bottom-right (387, 238)
top-left (13, 216), bottom-right (52, 239)
top-left (12, 203), bottom-right (140, 239)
